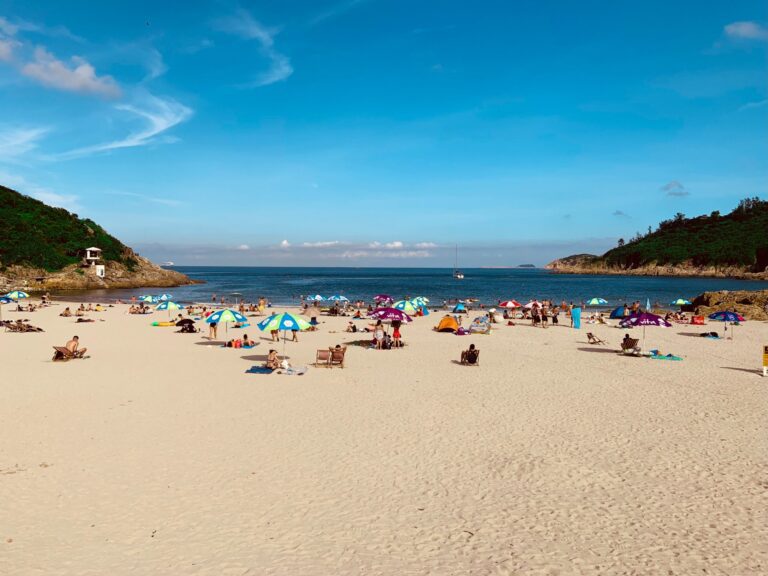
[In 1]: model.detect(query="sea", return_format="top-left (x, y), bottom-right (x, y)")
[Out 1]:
top-left (60, 267), bottom-right (768, 309)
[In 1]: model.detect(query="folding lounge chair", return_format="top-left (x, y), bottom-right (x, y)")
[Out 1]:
top-left (52, 346), bottom-right (75, 361)
top-left (620, 338), bottom-right (641, 356)
top-left (315, 349), bottom-right (331, 367)
top-left (330, 346), bottom-right (346, 368)
top-left (587, 332), bottom-right (607, 345)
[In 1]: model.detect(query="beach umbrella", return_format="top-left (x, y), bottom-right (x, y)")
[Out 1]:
top-left (5, 290), bottom-right (29, 301)
top-left (498, 300), bottom-right (522, 309)
top-left (523, 300), bottom-right (542, 309)
top-left (176, 318), bottom-right (195, 326)
top-left (306, 294), bottom-right (325, 301)
top-left (326, 295), bottom-right (349, 302)
top-left (411, 296), bottom-right (430, 305)
top-left (671, 298), bottom-right (691, 306)
top-left (139, 295), bottom-right (158, 303)
top-left (708, 311), bottom-right (745, 340)
top-left (393, 300), bottom-right (419, 314)
top-left (206, 308), bottom-right (248, 333)
top-left (586, 297), bottom-right (608, 306)
top-left (257, 312), bottom-right (311, 355)
top-left (373, 294), bottom-right (393, 304)
top-left (156, 300), bottom-right (182, 318)
top-left (619, 312), bottom-right (672, 349)
top-left (368, 307), bottom-right (413, 323)
top-left (157, 293), bottom-right (173, 301)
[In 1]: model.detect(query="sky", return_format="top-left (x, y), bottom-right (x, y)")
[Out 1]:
top-left (0, 1), bottom-right (766, 267)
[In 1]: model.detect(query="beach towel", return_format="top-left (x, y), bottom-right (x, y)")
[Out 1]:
top-left (245, 366), bottom-right (273, 374)
top-left (649, 354), bottom-right (683, 361)
top-left (572, 307), bottom-right (581, 329)
top-left (280, 366), bottom-right (308, 376)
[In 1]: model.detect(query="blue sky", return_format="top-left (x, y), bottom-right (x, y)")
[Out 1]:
top-left (1, 1), bottom-right (766, 266)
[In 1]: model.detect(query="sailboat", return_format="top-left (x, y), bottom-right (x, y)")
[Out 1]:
top-left (453, 245), bottom-right (464, 280)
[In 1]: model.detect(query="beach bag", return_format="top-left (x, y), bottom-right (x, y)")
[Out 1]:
top-left (691, 316), bottom-right (704, 325)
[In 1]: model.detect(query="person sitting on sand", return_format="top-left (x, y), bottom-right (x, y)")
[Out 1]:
top-left (264, 349), bottom-right (280, 370)
top-left (242, 334), bottom-right (255, 347)
top-left (65, 335), bottom-right (87, 358)
top-left (460, 344), bottom-right (479, 365)
top-left (60, 307), bottom-right (72, 317)
top-left (346, 321), bottom-right (358, 333)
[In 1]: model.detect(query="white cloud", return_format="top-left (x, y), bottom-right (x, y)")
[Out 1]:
top-left (0, 38), bottom-right (17, 61)
top-left (414, 242), bottom-right (437, 248)
top-left (103, 190), bottom-right (182, 206)
top-left (368, 241), bottom-right (381, 248)
top-left (236, 244), bottom-right (251, 251)
top-left (214, 9), bottom-right (293, 87)
top-left (740, 99), bottom-right (768, 111)
top-left (612, 210), bottom-right (630, 218)
top-left (384, 241), bottom-right (404, 249)
top-left (58, 91), bottom-right (192, 159)
top-left (302, 241), bottom-right (340, 247)
top-left (341, 250), bottom-right (431, 259)
top-left (21, 46), bottom-right (121, 98)
top-left (0, 126), bottom-right (48, 161)
top-left (0, 16), bottom-right (18, 36)
top-left (725, 21), bottom-right (768, 42)
top-left (280, 239), bottom-right (291, 248)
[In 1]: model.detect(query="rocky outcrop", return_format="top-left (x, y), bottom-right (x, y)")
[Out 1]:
top-left (1, 249), bottom-right (199, 292)
top-left (691, 290), bottom-right (768, 321)
top-left (546, 256), bottom-right (768, 280)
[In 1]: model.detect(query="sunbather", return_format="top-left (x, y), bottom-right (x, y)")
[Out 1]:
top-left (460, 344), bottom-right (479, 365)
top-left (264, 349), bottom-right (280, 370)
top-left (65, 335), bottom-right (87, 358)
top-left (60, 307), bottom-right (72, 317)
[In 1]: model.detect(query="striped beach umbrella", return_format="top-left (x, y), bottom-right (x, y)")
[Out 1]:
top-left (139, 295), bottom-right (158, 303)
top-left (498, 300), bottom-right (522, 309)
top-left (586, 297), bottom-right (608, 306)
top-left (326, 295), bottom-right (349, 302)
top-left (393, 300), bottom-right (419, 314)
top-left (5, 290), bottom-right (29, 300)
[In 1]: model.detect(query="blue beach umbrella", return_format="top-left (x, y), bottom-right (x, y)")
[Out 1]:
top-left (708, 311), bottom-right (745, 340)
top-left (139, 295), bottom-right (158, 303)
top-left (306, 294), bottom-right (325, 301)
top-left (393, 300), bottom-right (419, 314)
top-left (258, 312), bottom-right (312, 355)
top-left (5, 290), bottom-right (29, 300)
top-left (671, 298), bottom-right (691, 306)
top-left (326, 295), bottom-right (349, 302)
top-left (157, 293), bottom-right (174, 301)
top-left (586, 297), bottom-right (608, 306)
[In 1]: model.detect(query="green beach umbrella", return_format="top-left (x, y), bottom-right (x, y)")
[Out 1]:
top-left (205, 308), bottom-right (249, 333)
top-left (257, 312), bottom-right (312, 356)
top-left (393, 300), bottom-right (419, 314)
top-left (586, 297), bottom-right (608, 306)
top-left (671, 298), bottom-right (691, 306)
top-left (155, 300), bottom-right (182, 318)
top-left (411, 296), bottom-right (430, 306)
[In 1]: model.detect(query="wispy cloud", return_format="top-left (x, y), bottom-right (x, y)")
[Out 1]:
top-left (0, 38), bottom-right (17, 61)
top-left (724, 21), bottom-right (768, 42)
top-left (341, 250), bottom-right (431, 259)
top-left (309, 0), bottom-right (369, 26)
top-left (302, 241), bottom-right (340, 247)
top-left (21, 46), bottom-right (121, 98)
top-left (661, 180), bottom-right (689, 197)
top-left (214, 9), bottom-right (293, 87)
top-left (740, 99), bottom-right (768, 111)
top-left (0, 169), bottom-right (78, 210)
top-left (58, 91), bottom-right (192, 159)
top-left (103, 190), bottom-right (182, 206)
top-left (0, 16), bottom-right (84, 42)
top-left (612, 210), bottom-right (630, 218)
top-left (414, 242), bottom-right (437, 248)
top-left (0, 126), bottom-right (48, 161)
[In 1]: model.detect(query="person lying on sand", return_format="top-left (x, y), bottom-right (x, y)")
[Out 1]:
top-left (76, 318), bottom-right (95, 323)
top-left (65, 335), bottom-right (87, 358)
top-left (263, 349), bottom-right (280, 370)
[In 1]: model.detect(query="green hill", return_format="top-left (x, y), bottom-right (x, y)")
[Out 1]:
top-left (0, 184), bottom-right (136, 272)
top-left (547, 197), bottom-right (768, 277)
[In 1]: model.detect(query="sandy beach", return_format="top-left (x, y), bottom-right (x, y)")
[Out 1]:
top-left (1, 300), bottom-right (766, 575)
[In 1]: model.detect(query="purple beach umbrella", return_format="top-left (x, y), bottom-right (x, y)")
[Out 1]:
top-left (373, 294), bottom-right (394, 303)
top-left (368, 307), bottom-right (413, 323)
top-left (619, 312), bottom-right (671, 351)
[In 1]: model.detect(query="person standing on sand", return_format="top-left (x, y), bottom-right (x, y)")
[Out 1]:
top-left (209, 322), bottom-right (218, 340)
top-left (569, 302), bottom-right (574, 327)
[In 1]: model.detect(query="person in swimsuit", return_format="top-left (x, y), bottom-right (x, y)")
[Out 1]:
top-left (65, 335), bottom-right (87, 358)
top-left (392, 320), bottom-right (402, 348)
top-left (373, 320), bottom-right (385, 349)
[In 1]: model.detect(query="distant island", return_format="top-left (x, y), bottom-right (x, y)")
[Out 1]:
top-left (517, 264), bottom-right (536, 268)
top-left (547, 197), bottom-right (768, 279)
top-left (0, 184), bottom-right (196, 291)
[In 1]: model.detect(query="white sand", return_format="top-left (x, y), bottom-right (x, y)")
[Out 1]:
top-left (1, 301), bottom-right (766, 575)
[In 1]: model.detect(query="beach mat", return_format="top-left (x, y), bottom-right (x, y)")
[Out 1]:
top-left (650, 354), bottom-right (683, 361)
top-left (245, 366), bottom-right (273, 374)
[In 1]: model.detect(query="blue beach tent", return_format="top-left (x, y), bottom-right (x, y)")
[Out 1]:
top-left (609, 306), bottom-right (624, 319)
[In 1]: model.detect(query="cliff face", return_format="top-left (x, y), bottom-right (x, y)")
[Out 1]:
top-left (545, 257), bottom-right (768, 280)
top-left (691, 290), bottom-right (768, 321)
top-left (0, 249), bottom-right (198, 292)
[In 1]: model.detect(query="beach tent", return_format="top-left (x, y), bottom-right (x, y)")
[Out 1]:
top-left (452, 303), bottom-right (467, 313)
top-left (419, 305), bottom-right (430, 316)
top-left (436, 315), bottom-right (459, 333)
top-left (609, 306), bottom-right (625, 319)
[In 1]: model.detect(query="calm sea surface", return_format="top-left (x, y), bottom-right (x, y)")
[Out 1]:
top-left (61, 267), bottom-right (768, 308)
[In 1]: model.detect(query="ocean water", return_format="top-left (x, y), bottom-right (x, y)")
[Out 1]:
top-left (62, 267), bottom-right (768, 308)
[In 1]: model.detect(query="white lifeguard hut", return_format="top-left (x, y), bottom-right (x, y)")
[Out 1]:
top-left (81, 247), bottom-right (106, 278)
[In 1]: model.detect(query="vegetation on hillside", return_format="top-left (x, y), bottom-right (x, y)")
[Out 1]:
top-left (603, 197), bottom-right (768, 272)
top-left (0, 185), bottom-right (136, 272)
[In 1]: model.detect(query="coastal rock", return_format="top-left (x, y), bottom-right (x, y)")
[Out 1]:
top-left (545, 257), bottom-right (768, 280)
top-left (691, 290), bottom-right (768, 321)
top-left (0, 251), bottom-right (199, 292)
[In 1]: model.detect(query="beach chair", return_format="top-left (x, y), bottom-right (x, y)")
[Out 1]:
top-left (329, 346), bottom-right (347, 368)
top-left (620, 338), bottom-right (641, 356)
top-left (460, 349), bottom-right (480, 366)
top-left (315, 349), bottom-right (331, 367)
top-left (52, 346), bottom-right (75, 361)
top-left (587, 332), bottom-right (607, 345)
